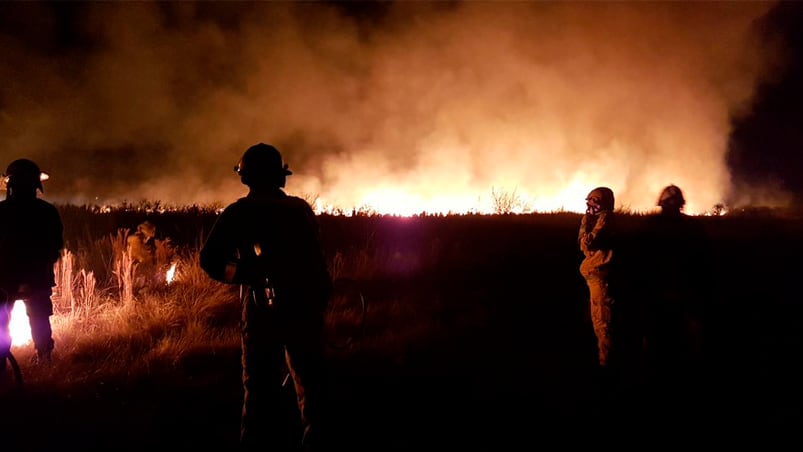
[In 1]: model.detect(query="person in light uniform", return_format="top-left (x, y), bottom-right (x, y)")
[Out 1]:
top-left (578, 187), bottom-right (618, 371)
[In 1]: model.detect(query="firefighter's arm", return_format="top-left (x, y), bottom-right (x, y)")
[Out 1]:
top-left (579, 214), bottom-right (592, 248)
top-left (581, 212), bottom-right (608, 250)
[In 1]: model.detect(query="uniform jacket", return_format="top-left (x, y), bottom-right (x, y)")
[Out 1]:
top-left (579, 210), bottom-right (614, 279)
top-left (0, 197), bottom-right (64, 291)
top-left (200, 189), bottom-right (332, 311)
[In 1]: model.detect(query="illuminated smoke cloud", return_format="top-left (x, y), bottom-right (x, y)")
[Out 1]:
top-left (0, 2), bottom-right (786, 213)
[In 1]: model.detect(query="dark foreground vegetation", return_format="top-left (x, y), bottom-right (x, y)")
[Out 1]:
top-left (2, 204), bottom-right (802, 450)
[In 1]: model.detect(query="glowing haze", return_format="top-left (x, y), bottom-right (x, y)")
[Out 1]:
top-left (0, 2), bottom-right (788, 214)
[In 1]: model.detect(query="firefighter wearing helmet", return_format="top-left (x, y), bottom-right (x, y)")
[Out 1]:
top-left (234, 142), bottom-right (293, 190)
top-left (657, 184), bottom-right (686, 214)
top-left (578, 187), bottom-right (617, 370)
top-left (642, 184), bottom-right (709, 397)
top-left (200, 143), bottom-right (332, 450)
top-left (0, 158), bottom-right (64, 369)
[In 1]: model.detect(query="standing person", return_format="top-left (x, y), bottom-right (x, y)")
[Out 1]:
top-left (0, 158), bottom-right (64, 371)
top-left (642, 185), bottom-right (709, 388)
top-left (578, 187), bottom-right (617, 373)
top-left (200, 143), bottom-right (333, 451)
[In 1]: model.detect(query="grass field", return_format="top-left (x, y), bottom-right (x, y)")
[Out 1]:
top-left (1, 206), bottom-right (802, 450)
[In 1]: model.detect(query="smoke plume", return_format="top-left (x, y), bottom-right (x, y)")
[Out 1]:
top-left (0, 1), bottom-right (787, 213)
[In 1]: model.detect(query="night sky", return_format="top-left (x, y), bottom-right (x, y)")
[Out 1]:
top-left (1, 1), bottom-right (802, 213)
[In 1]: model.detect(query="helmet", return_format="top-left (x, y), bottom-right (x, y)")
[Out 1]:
top-left (136, 221), bottom-right (156, 240)
top-left (3, 158), bottom-right (46, 193)
top-left (234, 143), bottom-right (292, 187)
top-left (585, 186), bottom-right (615, 215)
top-left (658, 184), bottom-right (685, 211)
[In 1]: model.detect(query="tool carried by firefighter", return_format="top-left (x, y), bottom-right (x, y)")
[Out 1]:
top-left (324, 277), bottom-right (367, 351)
top-left (249, 275), bottom-right (368, 352)
top-left (1, 350), bottom-right (23, 390)
top-left (244, 242), bottom-right (367, 350)
top-left (282, 276), bottom-right (367, 389)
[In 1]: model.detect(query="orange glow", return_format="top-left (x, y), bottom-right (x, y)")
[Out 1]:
top-left (310, 175), bottom-right (638, 216)
top-left (10, 300), bottom-right (31, 347)
top-left (360, 189), bottom-right (483, 216)
top-left (3, 3), bottom-right (781, 216)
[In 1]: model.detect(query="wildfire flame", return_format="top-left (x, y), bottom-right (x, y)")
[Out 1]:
top-left (311, 179), bottom-right (645, 216)
top-left (10, 299), bottom-right (31, 347)
top-left (165, 262), bottom-right (177, 285)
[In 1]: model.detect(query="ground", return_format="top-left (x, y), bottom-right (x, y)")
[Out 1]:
top-left (2, 292), bottom-right (800, 451)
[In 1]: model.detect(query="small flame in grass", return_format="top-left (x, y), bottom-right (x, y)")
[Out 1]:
top-left (10, 299), bottom-right (31, 347)
top-left (166, 262), bottom-right (178, 285)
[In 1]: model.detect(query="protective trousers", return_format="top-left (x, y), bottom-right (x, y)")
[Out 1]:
top-left (644, 291), bottom-right (698, 375)
top-left (585, 275), bottom-right (614, 368)
top-left (239, 289), bottom-right (328, 451)
top-left (25, 288), bottom-right (55, 359)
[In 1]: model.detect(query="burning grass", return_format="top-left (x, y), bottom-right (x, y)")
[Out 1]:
top-left (8, 203), bottom-right (800, 394)
top-left (14, 247), bottom-right (241, 391)
top-left (9, 205), bottom-right (495, 393)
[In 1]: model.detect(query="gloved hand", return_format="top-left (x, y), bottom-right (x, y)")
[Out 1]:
top-left (580, 213), bottom-right (597, 234)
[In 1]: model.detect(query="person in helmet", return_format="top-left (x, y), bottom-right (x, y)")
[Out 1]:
top-left (0, 158), bottom-right (64, 370)
top-left (200, 143), bottom-right (333, 451)
top-left (578, 187), bottom-right (617, 371)
top-left (642, 185), bottom-right (709, 381)
top-left (127, 220), bottom-right (158, 266)
top-left (657, 184), bottom-right (686, 214)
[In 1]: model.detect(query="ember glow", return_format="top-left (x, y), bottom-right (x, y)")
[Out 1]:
top-left (9, 300), bottom-right (31, 347)
top-left (166, 262), bottom-right (177, 285)
top-left (0, 2), bottom-right (794, 215)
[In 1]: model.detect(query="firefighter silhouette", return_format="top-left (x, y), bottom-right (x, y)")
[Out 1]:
top-left (0, 158), bottom-right (64, 367)
top-left (200, 143), bottom-right (333, 451)
top-left (578, 187), bottom-right (617, 370)
top-left (642, 185), bottom-right (709, 380)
